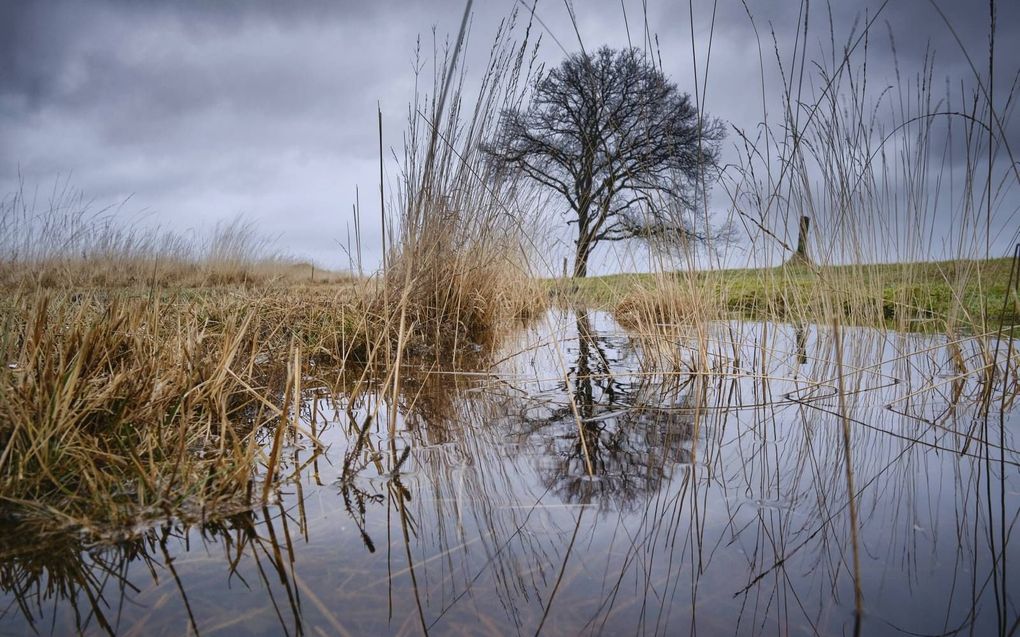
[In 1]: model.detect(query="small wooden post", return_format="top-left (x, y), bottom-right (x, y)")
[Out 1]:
top-left (790, 215), bottom-right (811, 265)
top-left (795, 216), bottom-right (810, 260)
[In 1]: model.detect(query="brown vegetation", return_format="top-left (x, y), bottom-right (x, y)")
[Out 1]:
top-left (0, 284), bottom-right (370, 532)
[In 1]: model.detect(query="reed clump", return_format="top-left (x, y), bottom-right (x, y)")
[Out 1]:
top-left (381, 211), bottom-right (545, 355)
top-left (374, 7), bottom-right (545, 359)
top-left (614, 273), bottom-right (717, 332)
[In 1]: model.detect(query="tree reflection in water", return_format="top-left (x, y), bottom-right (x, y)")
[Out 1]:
top-left (523, 310), bottom-right (695, 509)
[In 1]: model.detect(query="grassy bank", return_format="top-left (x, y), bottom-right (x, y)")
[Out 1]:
top-left (0, 258), bottom-right (540, 534)
top-left (0, 280), bottom-right (377, 533)
top-left (553, 257), bottom-right (1018, 332)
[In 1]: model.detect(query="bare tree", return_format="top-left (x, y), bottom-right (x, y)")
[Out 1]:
top-left (486, 46), bottom-right (724, 277)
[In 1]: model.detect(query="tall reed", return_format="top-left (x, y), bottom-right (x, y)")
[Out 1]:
top-left (376, 5), bottom-right (546, 359)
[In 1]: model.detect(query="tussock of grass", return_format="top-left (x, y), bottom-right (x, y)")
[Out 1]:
top-left (375, 8), bottom-right (545, 359)
top-left (381, 226), bottom-right (545, 354)
top-left (0, 285), bottom-right (370, 531)
top-left (614, 275), bottom-right (715, 331)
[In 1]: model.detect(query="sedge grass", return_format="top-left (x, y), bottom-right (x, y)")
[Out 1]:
top-left (0, 283), bottom-right (372, 533)
top-left (375, 4), bottom-right (547, 360)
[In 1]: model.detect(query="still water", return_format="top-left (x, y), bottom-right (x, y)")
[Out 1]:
top-left (2, 310), bottom-right (1018, 635)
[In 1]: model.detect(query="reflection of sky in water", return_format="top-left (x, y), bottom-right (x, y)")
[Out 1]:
top-left (2, 311), bottom-right (1018, 635)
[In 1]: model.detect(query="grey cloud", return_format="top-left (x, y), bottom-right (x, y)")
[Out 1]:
top-left (1, 0), bottom-right (1016, 270)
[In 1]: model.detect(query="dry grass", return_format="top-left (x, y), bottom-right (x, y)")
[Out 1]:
top-left (0, 182), bottom-right (355, 290)
top-left (381, 218), bottom-right (545, 354)
top-left (613, 273), bottom-right (716, 332)
top-left (0, 283), bottom-right (370, 532)
top-left (0, 258), bottom-right (356, 290)
top-left (374, 5), bottom-right (546, 359)
top-left (0, 175), bottom-right (376, 534)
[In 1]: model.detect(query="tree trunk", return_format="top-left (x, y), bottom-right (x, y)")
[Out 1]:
top-left (573, 235), bottom-right (590, 278)
top-left (572, 196), bottom-right (593, 278)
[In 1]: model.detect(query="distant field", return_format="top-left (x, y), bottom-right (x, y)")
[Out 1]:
top-left (550, 257), bottom-right (1019, 332)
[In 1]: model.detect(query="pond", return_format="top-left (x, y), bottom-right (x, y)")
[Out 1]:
top-left (2, 310), bottom-right (1018, 635)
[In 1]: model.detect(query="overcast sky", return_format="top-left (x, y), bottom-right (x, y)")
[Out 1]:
top-left (2, 0), bottom-right (1018, 273)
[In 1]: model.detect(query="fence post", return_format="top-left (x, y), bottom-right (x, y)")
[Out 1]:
top-left (790, 216), bottom-right (811, 265)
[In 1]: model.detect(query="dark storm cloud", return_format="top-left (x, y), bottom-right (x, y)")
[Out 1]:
top-left (1, 0), bottom-right (1016, 270)
top-left (0, 0), bottom-right (439, 266)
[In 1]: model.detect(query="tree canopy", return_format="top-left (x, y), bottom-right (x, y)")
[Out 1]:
top-left (486, 46), bottom-right (723, 277)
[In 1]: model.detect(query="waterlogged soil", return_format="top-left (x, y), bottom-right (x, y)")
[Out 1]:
top-left (2, 311), bottom-right (1019, 636)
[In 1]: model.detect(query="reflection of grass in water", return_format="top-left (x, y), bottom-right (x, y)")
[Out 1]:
top-left (0, 501), bottom-right (372, 636)
top-left (327, 312), bottom-right (1019, 634)
top-left (0, 511), bottom-right (263, 635)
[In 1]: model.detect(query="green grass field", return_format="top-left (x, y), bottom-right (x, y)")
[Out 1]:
top-left (550, 257), bottom-right (1018, 332)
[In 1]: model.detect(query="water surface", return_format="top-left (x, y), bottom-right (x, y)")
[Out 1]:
top-left (2, 310), bottom-right (1018, 635)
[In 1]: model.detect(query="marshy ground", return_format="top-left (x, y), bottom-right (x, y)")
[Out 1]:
top-left (2, 1), bottom-right (1018, 633)
top-left (0, 260), bottom-right (1017, 635)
